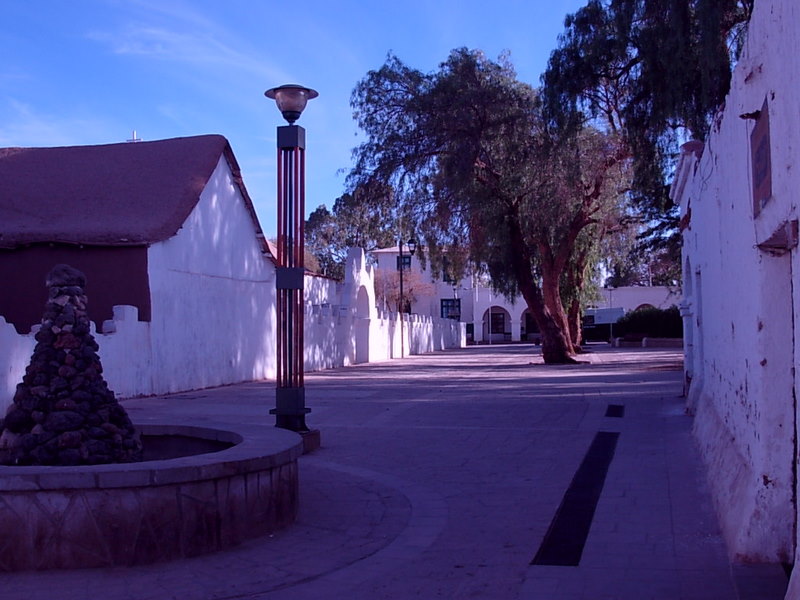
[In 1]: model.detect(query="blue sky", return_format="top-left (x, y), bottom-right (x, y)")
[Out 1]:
top-left (1, 0), bottom-right (587, 236)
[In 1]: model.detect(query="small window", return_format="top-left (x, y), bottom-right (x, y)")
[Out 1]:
top-left (441, 298), bottom-right (461, 320)
top-left (396, 255), bottom-right (411, 270)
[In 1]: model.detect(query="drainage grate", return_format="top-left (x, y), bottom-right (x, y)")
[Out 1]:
top-left (531, 431), bottom-right (620, 566)
top-left (605, 404), bottom-right (625, 418)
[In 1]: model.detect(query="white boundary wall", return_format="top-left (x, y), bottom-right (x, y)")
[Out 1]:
top-left (303, 247), bottom-right (465, 371)
top-left (0, 317), bottom-right (35, 409)
top-left (304, 309), bottom-right (464, 371)
top-left (0, 244), bottom-right (465, 413)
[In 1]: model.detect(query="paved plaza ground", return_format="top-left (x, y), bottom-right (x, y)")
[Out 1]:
top-left (0, 344), bottom-right (790, 599)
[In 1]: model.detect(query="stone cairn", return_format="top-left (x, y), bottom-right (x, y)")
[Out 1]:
top-left (0, 264), bottom-right (142, 465)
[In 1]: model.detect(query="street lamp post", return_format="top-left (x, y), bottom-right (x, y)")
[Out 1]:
top-left (397, 236), bottom-right (417, 357)
top-left (265, 84), bottom-right (318, 442)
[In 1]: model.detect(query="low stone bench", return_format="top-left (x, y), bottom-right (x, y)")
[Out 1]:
top-left (642, 337), bottom-right (683, 348)
top-left (611, 337), bottom-right (683, 348)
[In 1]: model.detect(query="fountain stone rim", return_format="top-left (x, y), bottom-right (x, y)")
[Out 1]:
top-left (0, 422), bottom-right (303, 491)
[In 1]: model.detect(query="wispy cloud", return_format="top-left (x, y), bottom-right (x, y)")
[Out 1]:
top-left (0, 67), bottom-right (32, 86)
top-left (87, 0), bottom-right (290, 85)
top-left (0, 98), bottom-right (118, 147)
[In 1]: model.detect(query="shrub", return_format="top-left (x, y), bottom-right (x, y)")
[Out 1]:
top-left (614, 306), bottom-right (682, 340)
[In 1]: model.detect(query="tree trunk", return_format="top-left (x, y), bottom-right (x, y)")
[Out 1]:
top-left (507, 213), bottom-right (577, 364)
top-left (568, 297), bottom-right (583, 350)
top-left (540, 317), bottom-right (578, 363)
top-left (518, 279), bottom-right (576, 363)
top-left (565, 248), bottom-right (589, 353)
top-left (539, 270), bottom-right (578, 363)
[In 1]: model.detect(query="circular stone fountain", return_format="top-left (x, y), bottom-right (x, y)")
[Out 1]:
top-left (0, 422), bottom-right (302, 571)
top-left (0, 265), bottom-right (304, 570)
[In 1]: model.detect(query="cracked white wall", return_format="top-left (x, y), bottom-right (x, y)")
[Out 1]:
top-left (674, 0), bottom-right (800, 578)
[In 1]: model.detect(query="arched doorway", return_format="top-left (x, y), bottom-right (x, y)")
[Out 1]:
top-left (481, 306), bottom-right (511, 343)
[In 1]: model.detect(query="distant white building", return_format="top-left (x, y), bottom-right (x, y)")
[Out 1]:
top-left (371, 246), bottom-right (678, 344)
top-left (591, 286), bottom-right (679, 312)
top-left (372, 246), bottom-right (529, 343)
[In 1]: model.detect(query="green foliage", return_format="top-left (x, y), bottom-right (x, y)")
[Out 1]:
top-left (614, 305), bottom-right (683, 339)
top-left (374, 268), bottom-right (435, 314)
top-left (604, 243), bottom-right (681, 287)
top-left (305, 186), bottom-right (397, 279)
top-left (349, 48), bottom-right (630, 362)
top-left (350, 49), bottom-right (540, 294)
top-left (541, 0), bottom-right (753, 262)
top-left (305, 206), bottom-right (343, 278)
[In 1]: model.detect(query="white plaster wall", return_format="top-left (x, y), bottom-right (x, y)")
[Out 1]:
top-left (96, 306), bottom-right (153, 398)
top-left (676, 0), bottom-right (799, 568)
top-left (303, 248), bottom-right (465, 371)
top-left (0, 317), bottom-right (35, 412)
top-left (593, 286), bottom-right (680, 311)
top-left (339, 247), bottom-right (378, 321)
top-left (472, 287), bottom-right (526, 342)
top-left (302, 309), bottom-right (464, 372)
top-left (305, 273), bottom-right (339, 309)
top-left (0, 307), bottom-right (156, 412)
top-left (146, 156), bottom-right (277, 394)
top-left (0, 237), bottom-right (465, 410)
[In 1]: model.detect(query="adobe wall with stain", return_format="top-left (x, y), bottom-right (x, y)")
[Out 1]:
top-left (675, 0), bottom-right (800, 577)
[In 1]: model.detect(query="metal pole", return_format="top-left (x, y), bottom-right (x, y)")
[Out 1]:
top-left (399, 240), bottom-right (405, 358)
top-left (272, 124), bottom-right (310, 432)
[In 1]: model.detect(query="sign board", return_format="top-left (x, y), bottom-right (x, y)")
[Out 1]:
top-left (751, 98), bottom-right (772, 217)
top-left (584, 308), bottom-right (625, 325)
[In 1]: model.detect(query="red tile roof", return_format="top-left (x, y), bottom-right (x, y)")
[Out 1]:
top-left (0, 134), bottom-right (267, 251)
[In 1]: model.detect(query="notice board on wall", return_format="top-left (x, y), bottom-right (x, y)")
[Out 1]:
top-left (751, 98), bottom-right (772, 217)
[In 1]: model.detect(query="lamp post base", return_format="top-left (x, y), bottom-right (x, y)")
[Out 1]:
top-left (270, 411), bottom-right (311, 430)
top-left (272, 387), bottom-right (319, 452)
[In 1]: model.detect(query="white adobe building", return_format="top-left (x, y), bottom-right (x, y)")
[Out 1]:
top-left (0, 137), bottom-right (463, 411)
top-left (372, 246), bottom-right (530, 343)
top-left (673, 0), bottom-right (800, 594)
top-left (371, 246), bottom-right (678, 344)
top-left (0, 135), bottom-right (278, 398)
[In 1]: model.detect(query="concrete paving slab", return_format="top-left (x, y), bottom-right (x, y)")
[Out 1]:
top-left (0, 344), bottom-right (790, 599)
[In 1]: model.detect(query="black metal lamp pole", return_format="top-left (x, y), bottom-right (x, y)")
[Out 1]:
top-left (265, 84), bottom-right (318, 432)
top-left (398, 236), bottom-right (417, 358)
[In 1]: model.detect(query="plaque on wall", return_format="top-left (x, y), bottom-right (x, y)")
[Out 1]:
top-left (751, 98), bottom-right (772, 217)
